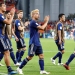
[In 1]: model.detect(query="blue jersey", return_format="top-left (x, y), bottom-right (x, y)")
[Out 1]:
top-left (57, 23), bottom-right (62, 31)
top-left (55, 22), bottom-right (63, 42)
top-left (29, 20), bottom-right (41, 46)
top-left (0, 13), bottom-right (5, 38)
top-left (15, 19), bottom-right (22, 38)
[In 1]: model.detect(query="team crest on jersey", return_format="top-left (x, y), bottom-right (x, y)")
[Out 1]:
top-left (60, 26), bottom-right (62, 29)
top-left (1, 16), bottom-right (4, 19)
top-left (18, 23), bottom-right (20, 25)
top-left (36, 23), bottom-right (39, 26)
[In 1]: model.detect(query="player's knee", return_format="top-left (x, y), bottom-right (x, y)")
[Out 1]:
top-left (4, 50), bottom-right (10, 56)
top-left (22, 47), bottom-right (26, 51)
top-left (18, 49), bottom-right (21, 52)
top-left (27, 56), bottom-right (33, 60)
top-left (73, 51), bottom-right (75, 54)
top-left (61, 50), bottom-right (65, 54)
top-left (39, 54), bottom-right (44, 59)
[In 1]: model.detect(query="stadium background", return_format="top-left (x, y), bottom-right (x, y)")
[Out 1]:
top-left (1, 0), bottom-right (75, 21)
top-left (1, 0), bottom-right (75, 39)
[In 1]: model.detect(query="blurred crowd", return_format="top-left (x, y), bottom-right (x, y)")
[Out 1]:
top-left (1, 0), bottom-right (75, 39)
top-left (20, 19), bottom-right (75, 40)
top-left (37, 19), bottom-right (75, 40)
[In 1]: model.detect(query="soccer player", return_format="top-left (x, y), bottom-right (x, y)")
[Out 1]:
top-left (14, 10), bottom-right (26, 63)
top-left (17, 9), bottom-right (50, 75)
top-left (51, 14), bottom-right (65, 65)
top-left (5, 10), bottom-right (20, 66)
top-left (0, 11), bottom-right (20, 66)
top-left (63, 51), bottom-right (75, 70)
top-left (0, 2), bottom-right (17, 74)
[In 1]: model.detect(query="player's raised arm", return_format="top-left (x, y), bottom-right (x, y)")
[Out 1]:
top-left (30, 9), bottom-right (50, 30)
top-left (15, 10), bottom-right (25, 31)
top-left (15, 20), bottom-right (25, 31)
top-left (37, 16), bottom-right (50, 30)
top-left (18, 25), bottom-right (25, 31)
top-left (3, 7), bottom-right (15, 25)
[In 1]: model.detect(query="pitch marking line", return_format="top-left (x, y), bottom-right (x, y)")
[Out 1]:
top-left (0, 73), bottom-right (8, 75)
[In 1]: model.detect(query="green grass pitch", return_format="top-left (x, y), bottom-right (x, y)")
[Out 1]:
top-left (0, 38), bottom-right (75, 75)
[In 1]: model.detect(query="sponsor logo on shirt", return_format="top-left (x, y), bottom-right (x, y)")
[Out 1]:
top-left (36, 23), bottom-right (39, 26)
top-left (18, 23), bottom-right (20, 25)
top-left (60, 26), bottom-right (62, 29)
top-left (1, 16), bottom-right (4, 19)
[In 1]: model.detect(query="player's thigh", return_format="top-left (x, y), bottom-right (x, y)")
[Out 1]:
top-left (28, 44), bottom-right (37, 57)
top-left (6, 38), bottom-right (12, 50)
top-left (57, 42), bottom-right (65, 53)
top-left (16, 38), bottom-right (26, 49)
top-left (0, 38), bottom-right (9, 53)
top-left (35, 46), bottom-right (43, 58)
top-left (56, 42), bottom-right (64, 49)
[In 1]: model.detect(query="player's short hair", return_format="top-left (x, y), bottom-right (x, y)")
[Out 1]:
top-left (58, 13), bottom-right (65, 20)
top-left (5, 10), bottom-right (10, 14)
top-left (17, 10), bottom-right (23, 14)
top-left (0, 2), bottom-right (5, 7)
top-left (31, 9), bottom-right (39, 18)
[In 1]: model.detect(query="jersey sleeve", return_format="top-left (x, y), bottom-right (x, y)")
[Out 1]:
top-left (15, 20), bottom-right (21, 27)
top-left (57, 23), bottom-right (62, 30)
top-left (0, 14), bottom-right (5, 22)
top-left (31, 21), bottom-right (40, 28)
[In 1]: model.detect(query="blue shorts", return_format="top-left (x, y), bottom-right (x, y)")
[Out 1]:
top-left (0, 37), bottom-right (9, 53)
top-left (6, 37), bottom-right (13, 51)
top-left (28, 44), bottom-right (43, 57)
top-left (55, 41), bottom-right (64, 51)
top-left (16, 38), bottom-right (26, 49)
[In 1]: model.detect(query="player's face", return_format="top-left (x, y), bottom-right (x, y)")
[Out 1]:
top-left (62, 15), bottom-right (65, 21)
top-left (6, 13), bottom-right (11, 19)
top-left (18, 12), bottom-right (23, 19)
top-left (0, 4), bottom-right (6, 12)
top-left (34, 12), bottom-right (40, 20)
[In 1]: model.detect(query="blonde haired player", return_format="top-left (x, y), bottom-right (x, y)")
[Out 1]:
top-left (17, 9), bottom-right (50, 74)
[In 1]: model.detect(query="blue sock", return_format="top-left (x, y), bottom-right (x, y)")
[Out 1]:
top-left (19, 58), bottom-right (29, 69)
top-left (16, 51), bottom-right (20, 61)
top-left (18, 50), bottom-right (25, 62)
top-left (53, 52), bottom-right (61, 60)
top-left (0, 52), bottom-right (4, 61)
top-left (7, 66), bottom-right (13, 72)
top-left (58, 52), bottom-right (62, 63)
top-left (10, 51), bottom-right (17, 64)
top-left (66, 54), bottom-right (75, 66)
top-left (39, 59), bottom-right (44, 71)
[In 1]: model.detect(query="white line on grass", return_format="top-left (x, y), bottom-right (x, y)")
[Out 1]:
top-left (0, 73), bottom-right (8, 75)
top-left (13, 50), bottom-right (74, 52)
top-left (43, 51), bottom-right (74, 52)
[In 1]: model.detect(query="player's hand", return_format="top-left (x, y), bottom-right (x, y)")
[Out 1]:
top-left (10, 7), bottom-right (15, 15)
top-left (15, 37), bottom-right (19, 41)
top-left (59, 40), bottom-right (62, 44)
top-left (44, 15), bottom-right (50, 22)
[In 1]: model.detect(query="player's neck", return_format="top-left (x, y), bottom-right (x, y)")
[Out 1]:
top-left (0, 10), bottom-right (4, 14)
top-left (59, 20), bottom-right (63, 23)
top-left (32, 18), bottom-right (37, 22)
top-left (18, 17), bottom-right (22, 21)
